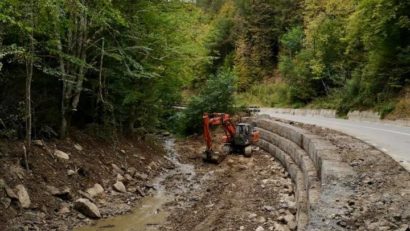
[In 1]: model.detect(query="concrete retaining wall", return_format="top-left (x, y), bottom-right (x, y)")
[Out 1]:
top-left (249, 116), bottom-right (357, 230)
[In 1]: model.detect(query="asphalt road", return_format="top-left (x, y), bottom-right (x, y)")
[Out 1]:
top-left (259, 108), bottom-right (410, 172)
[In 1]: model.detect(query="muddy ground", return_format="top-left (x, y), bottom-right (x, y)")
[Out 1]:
top-left (71, 133), bottom-right (297, 231)
top-left (161, 137), bottom-right (297, 231)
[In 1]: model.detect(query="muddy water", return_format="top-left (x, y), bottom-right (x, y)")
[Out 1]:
top-left (75, 139), bottom-right (195, 231)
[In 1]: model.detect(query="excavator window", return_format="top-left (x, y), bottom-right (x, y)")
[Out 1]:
top-left (237, 125), bottom-right (249, 135)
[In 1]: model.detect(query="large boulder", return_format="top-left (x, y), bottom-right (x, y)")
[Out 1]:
top-left (86, 184), bottom-right (104, 197)
top-left (54, 150), bottom-right (70, 160)
top-left (74, 198), bottom-right (101, 219)
top-left (15, 184), bottom-right (30, 208)
top-left (113, 181), bottom-right (126, 193)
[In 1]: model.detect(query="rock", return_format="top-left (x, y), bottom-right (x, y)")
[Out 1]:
top-left (278, 214), bottom-right (295, 229)
top-left (162, 131), bottom-right (171, 136)
top-left (127, 167), bottom-right (137, 176)
top-left (47, 185), bottom-right (72, 200)
top-left (78, 190), bottom-right (94, 202)
top-left (116, 174), bottom-right (124, 182)
top-left (15, 184), bottom-right (30, 208)
top-left (239, 226), bottom-right (245, 230)
top-left (138, 156), bottom-right (146, 161)
top-left (33, 140), bottom-right (45, 147)
top-left (5, 186), bottom-right (18, 200)
top-left (74, 198), bottom-right (101, 219)
top-left (255, 226), bottom-right (265, 231)
top-left (120, 150), bottom-right (126, 154)
top-left (136, 187), bottom-right (145, 197)
top-left (54, 150), bottom-right (70, 160)
top-left (67, 170), bottom-right (76, 176)
top-left (274, 223), bottom-right (290, 231)
top-left (397, 224), bottom-right (409, 231)
top-left (287, 220), bottom-right (297, 230)
top-left (227, 159), bottom-right (235, 166)
top-left (258, 216), bottom-right (266, 223)
top-left (74, 144), bottom-right (83, 151)
top-left (1, 197), bottom-right (11, 208)
top-left (237, 164), bottom-right (248, 171)
top-left (288, 201), bottom-right (297, 215)
top-left (145, 183), bottom-right (155, 190)
top-left (86, 184), bottom-right (104, 198)
top-left (58, 203), bottom-right (71, 214)
top-left (113, 181), bottom-right (126, 193)
top-left (263, 205), bottom-right (274, 212)
top-left (248, 213), bottom-right (257, 219)
top-left (23, 211), bottom-right (45, 222)
top-left (135, 173), bottom-right (148, 180)
top-left (127, 187), bottom-right (137, 193)
top-left (124, 174), bottom-right (133, 182)
top-left (111, 164), bottom-right (124, 175)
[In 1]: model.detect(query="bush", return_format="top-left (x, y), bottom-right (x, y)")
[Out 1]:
top-left (235, 82), bottom-right (290, 107)
top-left (178, 68), bottom-right (237, 134)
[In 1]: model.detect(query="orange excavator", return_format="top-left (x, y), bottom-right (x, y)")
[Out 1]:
top-left (202, 113), bottom-right (260, 163)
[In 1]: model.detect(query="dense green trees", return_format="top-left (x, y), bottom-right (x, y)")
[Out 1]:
top-left (278, 0), bottom-right (410, 113)
top-left (0, 0), bottom-right (209, 139)
top-left (1, 0), bottom-right (409, 140)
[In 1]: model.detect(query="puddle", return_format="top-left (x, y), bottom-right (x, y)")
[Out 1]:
top-left (75, 138), bottom-right (195, 231)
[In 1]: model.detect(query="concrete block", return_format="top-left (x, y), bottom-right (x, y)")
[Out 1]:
top-left (320, 160), bottom-right (356, 186)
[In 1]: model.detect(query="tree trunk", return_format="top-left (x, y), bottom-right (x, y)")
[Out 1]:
top-left (24, 0), bottom-right (35, 170)
top-left (56, 28), bottom-right (68, 138)
top-left (98, 37), bottom-right (105, 103)
top-left (71, 7), bottom-right (88, 111)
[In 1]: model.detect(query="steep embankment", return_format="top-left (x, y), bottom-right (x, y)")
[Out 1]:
top-left (0, 132), bottom-right (172, 230)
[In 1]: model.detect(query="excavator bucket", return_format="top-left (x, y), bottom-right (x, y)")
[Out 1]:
top-left (202, 150), bottom-right (226, 164)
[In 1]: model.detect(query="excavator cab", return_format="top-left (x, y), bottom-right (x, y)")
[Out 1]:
top-left (234, 123), bottom-right (252, 146)
top-left (231, 123), bottom-right (259, 157)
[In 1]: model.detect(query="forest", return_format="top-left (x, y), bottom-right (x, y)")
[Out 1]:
top-left (0, 0), bottom-right (409, 140)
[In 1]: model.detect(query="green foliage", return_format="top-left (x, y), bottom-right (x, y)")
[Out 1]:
top-left (0, 0), bottom-right (211, 139)
top-left (232, 0), bottom-right (302, 90)
top-left (236, 82), bottom-right (290, 107)
top-left (276, 0), bottom-right (410, 113)
top-left (178, 68), bottom-right (237, 134)
top-left (1, 0), bottom-right (409, 140)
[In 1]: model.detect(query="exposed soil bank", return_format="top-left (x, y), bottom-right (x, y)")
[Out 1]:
top-left (0, 131), bottom-right (173, 230)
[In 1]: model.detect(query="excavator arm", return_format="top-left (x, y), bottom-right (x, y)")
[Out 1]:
top-left (202, 113), bottom-right (236, 162)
